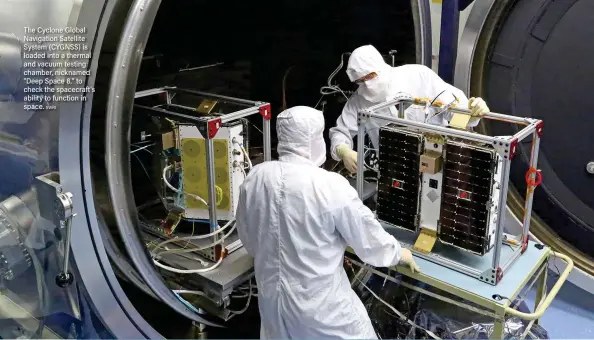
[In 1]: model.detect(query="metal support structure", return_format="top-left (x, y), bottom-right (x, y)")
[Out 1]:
top-left (356, 119), bottom-right (367, 198)
top-left (521, 132), bottom-right (541, 252)
top-left (438, 0), bottom-right (460, 83)
top-left (34, 173), bottom-right (77, 287)
top-left (135, 87), bottom-right (167, 99)
top-left (398, 102), bottom-right (405, 118)
top-left (345, 248), bottom-right (573, 339)
top-left (57, 193), bottom-right (76, 287)
top-left (261, 103), bottom-right (272, 161)
top-left (533, 268), bottom-right (548, 326)
top-left (191, 321), bottom-right (208, 339)
top-left (166, 89), bottom-right (173, 105)
top-left (356, 97), bottom-right (542, 285)
top-left (163, 86), bottom-right (259, 106)
top-left (200, 102), bottom-right (272, 236)
top-left (134, 87), bottom-right (272, 251)
top-left (204, 138), bottom-right (218, 232)
top-left (407, 242), bottom-right (483, 278)
top-left (491, 157), bottom-right (511, 277)
top-left (501, 243), bottom-right (523, 274)
top-left (513, 121), bottom-right (539, 141)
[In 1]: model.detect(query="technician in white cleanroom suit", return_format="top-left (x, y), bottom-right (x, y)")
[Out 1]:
top-left (330, 45), bottom-right (491, 172)
top-left (236, 106), bottom-right (420, 339)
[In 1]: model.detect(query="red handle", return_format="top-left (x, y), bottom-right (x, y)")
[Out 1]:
top-left (525, 168), bottom-right (543, 187)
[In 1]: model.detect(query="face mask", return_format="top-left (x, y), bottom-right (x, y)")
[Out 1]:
top-left (359, 75), bottom-right (391, 103)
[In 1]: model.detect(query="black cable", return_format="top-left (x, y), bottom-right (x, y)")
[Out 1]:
top-left (492, 294), bottom-right (512, 303)
top-left (430, 90), bottom-right (446, 106)
top-left (240, 118), bottom-right (250, 152)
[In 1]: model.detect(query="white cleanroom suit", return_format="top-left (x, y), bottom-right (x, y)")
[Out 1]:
top-left (329, 45), bottom-right (489, 172)
top-left (236, 106), bottom-right (419, 339)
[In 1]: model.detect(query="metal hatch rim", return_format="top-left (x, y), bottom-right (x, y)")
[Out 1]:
top-left (103, 0), bottom-right (221, 328)
top-left (454, 0), bottom-right (594, 276)
top-left (410, 0), bottom-right (433, 67)
top-left (58, 0), bottom-right (162, 337)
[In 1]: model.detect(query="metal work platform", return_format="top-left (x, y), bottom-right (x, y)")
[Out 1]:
top-left (196, 249), bottom-right (253, 296)
top-left (145, 232), bottom-right (253, 302)
top-left (161, 247), bottom-right (253, 298)
top-left (381, 226), bottom-right (532, 287)
top-left (394, 229), bottom-right (546, 303)
top-left (131, 86), bottom-right (267, 321)
top-left (345, 233), bottom-right (573, 339)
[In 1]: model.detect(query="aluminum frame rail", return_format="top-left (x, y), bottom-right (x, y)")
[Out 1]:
top-left (134, 87), bottom-right (272, 233)
top-left (356, 98), bottom-right (543, 284)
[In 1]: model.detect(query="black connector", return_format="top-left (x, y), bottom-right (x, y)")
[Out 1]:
top-left (55, 272), bottom-right (74, 288)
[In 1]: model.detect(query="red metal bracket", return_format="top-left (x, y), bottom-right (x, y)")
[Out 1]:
top-left (207, 118), bottom-right (222, 138)
top-left (496, 267), bottom-right (503, 284)
top-left (259, 103), bottom-right (272, 120)
top-left (535, 120), bottom-right (544, 137)
top-left (509, 138), bottom-right (519, 160)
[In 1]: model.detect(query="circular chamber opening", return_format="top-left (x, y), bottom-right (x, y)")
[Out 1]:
top-left (90, 0), bottom-right (420, 337)
top-left (469, 0), bottom-right (594, 273)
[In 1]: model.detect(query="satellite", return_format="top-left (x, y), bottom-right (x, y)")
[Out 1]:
top-left (356, 97), bottom-right (543, 285)
top-left (377, 127), bottom-right (501, 256)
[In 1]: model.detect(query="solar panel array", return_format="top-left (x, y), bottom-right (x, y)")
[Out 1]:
top-left (377, 127), bottom-right (422, 232)
top-left (438, 141), bottom-right (495, 255)
top-left (377, 128), bottom-right (496, 255)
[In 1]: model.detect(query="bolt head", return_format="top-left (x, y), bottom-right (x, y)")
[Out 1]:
top-left (587, 162), bottom-right (594, 174)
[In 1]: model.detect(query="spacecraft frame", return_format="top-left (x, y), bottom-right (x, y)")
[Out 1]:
top-left (356, 97), bottom-right (543, 285)
top-left (131, 87), bottom-right (272, 311)
top-left (134, 86), bottom-right (273, 236)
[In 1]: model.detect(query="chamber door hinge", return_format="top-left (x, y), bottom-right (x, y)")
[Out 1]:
top-left (55, 191), bottom-right (76, 287)
top-left (35, 173), bottom-right (76, 288)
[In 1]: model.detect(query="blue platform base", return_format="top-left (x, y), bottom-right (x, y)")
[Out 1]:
top-left (382, 226), bottom-right (548, 305)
